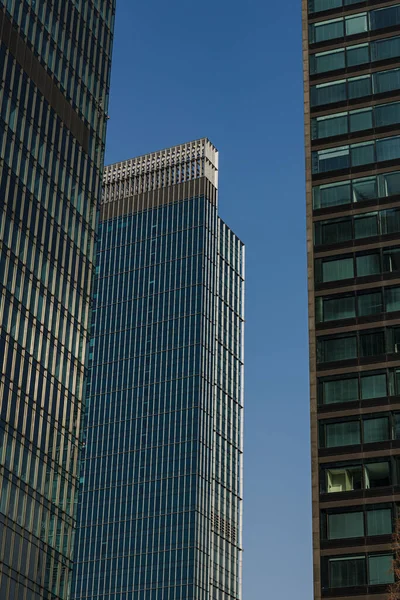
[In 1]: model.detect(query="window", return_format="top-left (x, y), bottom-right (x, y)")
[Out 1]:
top-left (359, 330), bottom-right (385, 357)
top-left (310, 19), bottom-right (344, 43)
top-left (315, 218), bottom-right (352, 245)
top-left (368, 554), bottom-right (394, 584)
top-left (353, 176), bottom-right (377, 202)
top-left (328, 512), bottom-right (364, 539)
top-left (354, 213), bottom-right (378, 239)
top-left (367, 508), bottom-right (392, 536)
top-left (311, 80), bottom-right (347, 107)
top-left (347, 43), bottom-right (370, 67)
top-left (363, 417), bottom-right (389, 443)
top-left (383, 171), bottom-right (400, 196)
top-left (329, 556), bottom-right (366, 588)
top-left (309, 0), bottom-right (342, 13)
top-left (313, 181), bottom-right (351, 209)
top-left (374, 68), bottom-right (400, 94)
top-left (371, 4), bottom-right (400, 31)
top-left (310, 48), bottom-right (345, 74)
top-left (382, 208), bottom-right (400, 235)
top-left (375, 102), bottom-right (400, 128)
top-left (348, 75), bottom-right (372, 99)
top-left (372, 36), bottom-right (400, 62)
top-left (365, 462), bottom-right (390, 488)
top-left (316, 256), bottom-right (354, 282)
top-left (351, 141), bottom-right (375, 167)
top-left (376, 136), bottom-right (400, 162)
top-left (318, 335), bottom-right (357, 363)
top-left (358, 291), bottom-right (383, 316)
top-left (317, 295), bottom-right (355, 322)
top-left (326, 465), bottom-right (363, 493)
top-left (324, 421), bottom-right (360, 447)
top-left (345, 13), bottom-right (368, 36)
top-left (320, 376), bottom-right (359, 404)
top-left (349, 108), bottom-right (373, 133)
top-left (312, 113), bottom-right (348, 140)
top-left (361, 372), bottom-right (387, 399)
top-left (386, 287), bottom-right (400, 312)
top-left (312, 146), bottom-right (349, 173)
top-left (356, 253), bottom-right (380, 277)
top-left (383, 247), bottom-right (400, 273)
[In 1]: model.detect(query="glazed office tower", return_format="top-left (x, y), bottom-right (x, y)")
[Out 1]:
top-left (0, 1), bottom-right (115, 599)
top-left (71, 139), bottom-right (244, 600)
top-left (304, 0), bottom-right (400, 598)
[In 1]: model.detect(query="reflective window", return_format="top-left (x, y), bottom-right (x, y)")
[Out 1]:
top-left (310, 18), bottom-right (344, 43)
top-left (328, 512), bottom-right (364, 539)
top-left (317, 334), bottom-right (357, 363)
top-left (320, 376), bottom-right (359, 404)
top-left (367, 508), bottom-right (392, 535)
top-left (368, 554), bottom-right (394, 584)
top-left (363, 417), bottom-right (390, 443)
top-left (361, 373), bottom-right (387, 399)
top-left (345, 13), bottom-right (368, 36)
top-left (316, 256), bottom-right (354, 282)
top-left (325, 421), bottom-right (361, 447)
top-left (310, 48), bottom-right (345, 74)
top-left (329, 556), bottom-right (366, 588)
top-left (313, 172), bottom-right (400, 209)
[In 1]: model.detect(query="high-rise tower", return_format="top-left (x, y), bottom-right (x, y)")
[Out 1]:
top-left (0, 2), bottom-right (115, 598)
top-left (304, 1), bottom-right (400, 599)
top-left (72, 139), bottom-right (244, 600)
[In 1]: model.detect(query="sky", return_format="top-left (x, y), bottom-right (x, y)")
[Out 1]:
top-left (104, 1), bottom-right (311, 598)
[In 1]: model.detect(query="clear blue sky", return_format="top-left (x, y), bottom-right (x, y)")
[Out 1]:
top-left (104, 1), bottom-right (311, 598)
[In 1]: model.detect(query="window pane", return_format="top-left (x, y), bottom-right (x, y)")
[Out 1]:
top-left (329, 512), bottom-right (364, 539)
top-left (311, 81), bottom-right (347, 107)
top-left (354, 213), bottom-right (378, 239)
top-left (381, 171), bottom-right (400, 196)
top-left (375, 102), bottom-right (400, 128)
top-left (371, 5), bottom-right (400, 31)
top-left (313, 181), bottom-right (351, 209)
top-left (348, 75), bottom-right (372, 99)
top-left (383, 248), bottom-right (400, 273)
top-left (357, 291), bottom-right (383, 316)
top-left (313, 147), bottom-right (350, 173)
top-left (349, 108), bottom-right (373, 132)
top-left (351, 142), bottom-right (375, 167)
top-left (361, 373), bottom-right (387, 399)
top-left (315, 219), bottom-right (352, 245)
top-left (367, 509), bottom-right (392, 536)
top-left (376, 136), bottom-right (400, 162)
top-left (356, 253), bottom-right (381, 277)
top-left (353, 177), bottom-right (378, 202)
top-left (359, 331), bottom-right (385, 357)
top-left (323, 296), bottom-right (355, 321)
top-left (322, 257), bottom-right (354, 282)
top-left (373, 68), bottom-right (400, 94)
top-left (322, 377), bottom-right (359, 404)
top-left (368, 555), bottom-right (394, 585)
top-left (363, 417), bottom-right (389, 443)
top-left (345, 14), bottom-right (368, 36)
top-left (311, 19), bottom-right (344, 43)
top-left (365, 462), bottom-right (390, 488)
top-left (326, 466), bottom-right (363, 493)
top-left (386, 287), bottom-right (400, 312)
top-left (318, 336), bottom-right (357, 363)
top-left (329, 557), bottom-right (366, 587)
top-left (394, 413), bottom-right (400, 439)
top-left (309, 0), bottom-right (342, 13)
top-left (381, 208), bottom-right (400, 235)
top-left (311, 49), bottom-right (346, 74)
top-left (347, 43), bottom-right (370, 67)
top-left (372, 36), bottom-right (400, 62)
top-left (326, 421), bottom-right (360, 447)
top-left (313, 114), bottom-right (348, 140)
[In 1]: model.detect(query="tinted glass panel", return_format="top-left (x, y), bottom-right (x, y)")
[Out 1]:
top-left (376, 137), bottom-right (400, 162)
top-left (371, 5), bottom-right (400, 30)
top-left (311, 81), bottom-right (347, 107)
top-left (353, 177), bottom-right (377, 202)
top-left (375, 102), bottom-right (400, 128)
top-left (383, 171), bottom-right (400, 195)
top-left (311, 19), bottom-right (344, 43)
top-left (329, 512), bottom-right (364, 539)
top-left (323, 296), bottom-right (356, 321)
top-left (321, 257), bottom-right (354, 281)
top-left (351, 142), bottom-right (375, 167)
top-left (329, 557), bottom-right (366, 587)
top-left (361, 373), bottom-right (387, 399)
top-left (326, 422), bottom-right (360, 447)
top-left (348, 75), bottom-right (372, 99)
top-left (382, 209), bottom-right (400, 234)
top-left (310, 49), bottom-right (346, 74)
top-left (313, 181), bottom-right (351, 209)
top-left (318, 336), bottom-right (357, 362)
top-left (357, 292), bottom-right (382, 316)
top-left (386, 287), bottom-right (400, 312)
top-left (322, 377), bottom-right (359, 404)
top-left (363, 418), bottom-right (389, 442)
top-left (309, 0), bottom-right (342, 13)
top-left (373, 68), bottom-right (400, 94)
top-left (383, 248), bottom-right (400, 273)
top-left (372, 36), bottom-right (400, 62)
top-left (354, 213), bottom-right (378, 238)
top-left (312, 114), bottom-right (348, 139)
top-left (368, 554), bottom-right (394, 584)
top-left (347, 44), bottom-right (369, 67)
top-left (349, 108), bottom-right (373, 132)
top-left (367, 509), bottom-right (392, 536)
top-left (315, 219), bottom-right (352, 245)
top-left (345, 14), bottom-right (368, 36)
top-left (356, 253), bottom-right (380, 276)
top-left (359, 331), bottom-right (385, 357)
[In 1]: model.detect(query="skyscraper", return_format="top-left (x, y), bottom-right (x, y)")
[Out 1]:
top-left (304, 0), bottom-right (400, 598)
top-left (72, 139), bottom-right (244, 600)
top-left (0, 2), bottom-right (115, 599)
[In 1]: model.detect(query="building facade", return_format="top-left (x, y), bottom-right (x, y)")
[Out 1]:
top-left (0, 1), bottom-right (115, 598)
top-left (71, 139), bottom-right (244, 600)
top-left (304, 1), bottom-right (400, 599)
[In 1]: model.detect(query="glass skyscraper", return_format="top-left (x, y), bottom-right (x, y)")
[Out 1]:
top-left (72, 139), bottom-right (244, 600)
top-left (304, 0), bottom-right (400, 598)
top-left (0, 1), bottom-right (115, 599)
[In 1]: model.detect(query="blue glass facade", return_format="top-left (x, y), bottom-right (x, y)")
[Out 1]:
top-left (72, 140), bottom-right (244, 600)
top-left (0, 1), bottom-right (115, 598)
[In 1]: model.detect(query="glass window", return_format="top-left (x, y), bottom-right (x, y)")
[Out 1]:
top-left (321, 376), bottom-right (359, 404)
top-left (372, 36), bottom-right (400, 62)
top-left (381, 171), bottom-right (400, 196)
top-left (326, 465), bottom-right (363, 493)
top-left (310, 19), bottom-right (344, 43)
top-left (382, 209), bottom-right (400, 235)
top-left (325, 421), bottom-right (360, 447)
top-left (356, 253), bottom-right (381, 277)
top-left (354, 213), bottom-right (378, 239)
top-left (346, 43), bottom-right (370, 67)
top-left (376, 136), bottom-right (400, 162)
top-left (368, 554), bottom-right (394, 584)
top-left (312, 113), bottom-right (348, 140)
top-left (386, 287), bottom-right (400, 312)
top-left (348, 75), bottom-right (372, 99)
top-left (315, 218), bottom-right (352, 245)
top-left (312, 146), bottom-right (350, 173)
top-left (311, 81), bottom-right (347, 107)
top-left (394, 413), bottom-right (400, 439)
top-left (313, 181), bottom-right (351, 209)
top-left (375, 102), bottom-right (400, 128)
top-left (329, 556), bottom-right (366, 587)
top-left (319, 256), bottom-right (354, 282)
top-left (367, 508), bottom-right (392, 536)
top-left (363, 417), bottom-right (390, 443)
top-left (322, 296), bottom-right (355, 321)
top-left (357, 291), bottom-right (383, 316)
top-left (345, 13), bottom-right (368, 36)
top-left (365, 462), bottom-right (390, 488)
top-left (359, 330), bottom-right (385, 357)
top-left (373, 68), bottom-right (400, 94)
top-left (361, 372), bottom-right (387, 399)
top-left (371, 5), bottom-right (400, 31)
top-left (318, 335), bottom-right (357, 363)
top-left (309, 0), bottom-right (342, 13)
top-left (328, 512), bottom-right (364, 539)
top-left (351, 141), bottom-right (375, 167)
top-left (310, 48), bottom-right (346, 74)
top-left (349, 108), bottom-right (373, 133)
top-left (383, 247), bottom-right (400, 273)
top-left (353, 176), bottom-right (378, 202)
